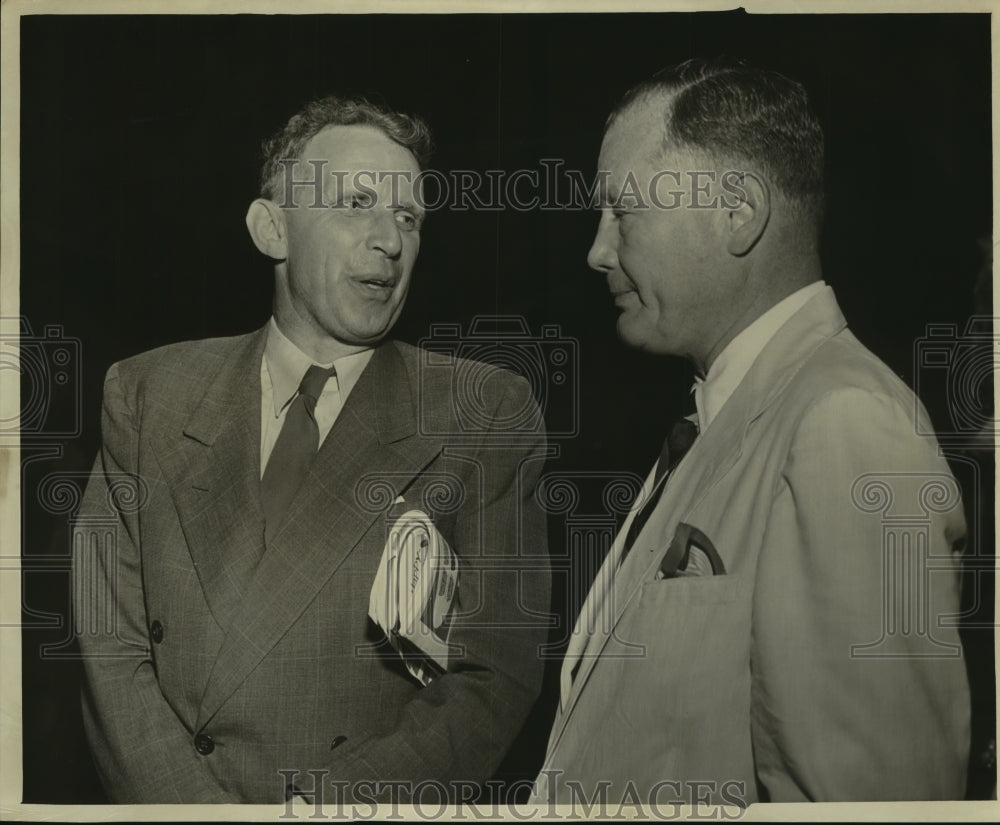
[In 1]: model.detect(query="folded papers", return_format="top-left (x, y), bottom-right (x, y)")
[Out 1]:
top-left (368, 510), bottom-right (458, 686)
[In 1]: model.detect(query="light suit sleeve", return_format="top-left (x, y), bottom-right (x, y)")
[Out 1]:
top-left (751, 387), bottom-right (970, 801)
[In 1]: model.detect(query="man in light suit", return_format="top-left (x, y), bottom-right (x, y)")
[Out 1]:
top-left (532, 58), bottom-right (970, 806)
top-left (72, 95), bottom-right (550, 804)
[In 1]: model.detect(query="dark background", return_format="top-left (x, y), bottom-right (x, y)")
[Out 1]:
top-left (18, 11), bottom-right (994, 803)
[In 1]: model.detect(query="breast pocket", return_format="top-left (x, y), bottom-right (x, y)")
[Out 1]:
top-left (638, 573), bottom-right (743, 607)
top-left (592, 566), bottom-right (754, 795)
top-left (610, 573), bottom-right (750, 720)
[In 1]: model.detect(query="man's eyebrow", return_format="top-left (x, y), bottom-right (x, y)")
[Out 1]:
top-left (393, 197), bottom-right (426, 217)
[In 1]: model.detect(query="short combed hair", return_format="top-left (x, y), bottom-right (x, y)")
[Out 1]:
top-left (259, 95), bottom-right (434, 200)
top-left (609, 57), bottom-right (824, 216)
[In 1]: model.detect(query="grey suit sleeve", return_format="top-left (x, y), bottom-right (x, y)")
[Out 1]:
top-left (323, 374), bottom-right (551, 801)
top-left (72, 364), bottom-right (237, 803)
top-left (750, 387), bottom-right (970, 801)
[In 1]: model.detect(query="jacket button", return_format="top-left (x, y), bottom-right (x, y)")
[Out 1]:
top-left (150, 620), bottom-right (164, 643)
top-left (194, 733), bottom-right (214, 755)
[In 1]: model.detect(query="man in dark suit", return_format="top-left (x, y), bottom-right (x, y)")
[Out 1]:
top-left (532, 58), bottom-right (969, 806)
top-left (72, 95), bottom-right (550, 804)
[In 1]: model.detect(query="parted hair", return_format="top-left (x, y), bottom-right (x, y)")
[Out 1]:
top-left (609, 57), bottom-right (824, 218)
top-left (259, 94), bottom-right (434, 200)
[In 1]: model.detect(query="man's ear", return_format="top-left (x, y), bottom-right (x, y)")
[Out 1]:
top-left (245, 198), bottom-right (288, 260)
top-left (725, 171), bottom-right (770, 256)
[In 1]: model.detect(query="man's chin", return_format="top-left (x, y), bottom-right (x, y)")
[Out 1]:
top-left (616, 316), bottom-right (649, 350)
top-left (336, 320), bottom-right (398, 347)
top-left (337, 330), bottom-right (391, 348)
top-left (337, 302), bottom-right (407, 343)
top-left (616, 317), bottom-right (674, 356)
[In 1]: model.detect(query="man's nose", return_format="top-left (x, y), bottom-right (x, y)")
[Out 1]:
top-left (368, 209), bottom-right (403, 259)
top-left (586, 214), bottom-right (618, 273)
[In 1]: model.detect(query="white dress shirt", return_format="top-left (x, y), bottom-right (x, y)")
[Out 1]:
top-left (260, 318), bottom-right (374, 476)
top-left (693, 280), bottom-right (827, 433)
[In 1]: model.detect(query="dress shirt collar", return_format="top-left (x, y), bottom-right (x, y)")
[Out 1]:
top-left (693, 280), bottom-right (827, 433)
top-left (263, 318), bottom-right (375, 417)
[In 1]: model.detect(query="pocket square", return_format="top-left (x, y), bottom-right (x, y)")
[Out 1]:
top-left (393, 495), bottom-right (405, 505)
top-left (657, 522), bottom-right (726, 579)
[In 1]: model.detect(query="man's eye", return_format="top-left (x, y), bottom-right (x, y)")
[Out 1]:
top-left (330, 193), bottom-right (373, 211)
top-left (394, 211), bottom-right (421, 231)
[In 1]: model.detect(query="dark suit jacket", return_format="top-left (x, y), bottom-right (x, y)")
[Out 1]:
top-left (72, 326), bottom-right (551, 803)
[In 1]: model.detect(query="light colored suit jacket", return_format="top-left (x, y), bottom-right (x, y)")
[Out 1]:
top-left (534, 287), bottom-right (969, 805)
top-left (72, 326), bottom-right (550, 803)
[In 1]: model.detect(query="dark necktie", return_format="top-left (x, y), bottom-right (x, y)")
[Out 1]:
top-left (619, 416), bottom-right (699, 565)
top-left (261, 364), bottom-right (337, 540)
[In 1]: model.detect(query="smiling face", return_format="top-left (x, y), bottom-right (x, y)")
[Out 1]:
top-left (587, 98), bottom-right (737, 368)
top-left (273, 125), bottom-right (424, 358)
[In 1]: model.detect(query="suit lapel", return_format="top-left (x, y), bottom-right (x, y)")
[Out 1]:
top-left (548, 287), bottom-right (849, 751)
top-left (548, 416), bottom-right (747, 749)
top-left (195, 341), bottom-right (443, 729)
top-left (154, 327), bottom-right (268, 631)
